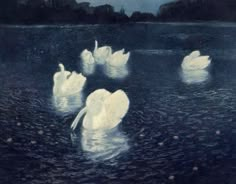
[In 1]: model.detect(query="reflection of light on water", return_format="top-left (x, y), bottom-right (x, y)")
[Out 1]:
top-left (52, 93), bottom-right (83, 114)
top-left (180, 70), bottom-right (210, 84)
top-left (82, 62), bottom-right (96, 76)
top-left (71, 127), bottom-right (129, 162)
top-left (104, 64), bottom-right (129, 79)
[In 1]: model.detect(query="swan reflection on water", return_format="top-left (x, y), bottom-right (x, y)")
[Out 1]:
top-left (180, 69), bottom-right (210, 84)
top-left (52, 93), bottom-right (83, 114)
top-left (104, 64), bottom-right (129, 79)
top-left (81, 62), bottom-right (96, 76)
top-left (71, 127), bottom-right (129, 162)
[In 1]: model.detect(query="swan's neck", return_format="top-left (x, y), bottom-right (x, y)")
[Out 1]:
top-left (71, 107), bottom-right (87, 130)
top-left (94, 41), bottom-right (98, 52)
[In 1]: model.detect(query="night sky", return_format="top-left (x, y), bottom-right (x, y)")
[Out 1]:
top-left (75, 0), bottom-right (174, 15)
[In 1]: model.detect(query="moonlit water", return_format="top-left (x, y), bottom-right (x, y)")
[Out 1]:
top-left (0, 23), bottom-right (236, 184)
top-left (71, 128), bottom-right (129, 162)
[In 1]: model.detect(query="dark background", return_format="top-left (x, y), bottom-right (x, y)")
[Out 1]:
top-left (1, 0), bottom-right (236, 24)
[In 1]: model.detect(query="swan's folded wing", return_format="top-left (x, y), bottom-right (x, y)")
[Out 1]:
top-left (62, 72), bottom-right (86, 95)
top-left (86, 89), bottom-right (111, 115)
top-left (53, 71), bottom-right (71, 82)
top-left (192, 56), bottom-right (211, 69)
top-left (104, 90), bottom-right (130, 128)
top-left (123, 52), bottom-right (130, 64)
top-left (114, 49), bottom-right (125, 56)
top-left (189, 50), bottom-right (201, 59)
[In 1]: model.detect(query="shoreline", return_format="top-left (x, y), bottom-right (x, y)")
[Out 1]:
top-left (1, 21), bottom-right (236, 28)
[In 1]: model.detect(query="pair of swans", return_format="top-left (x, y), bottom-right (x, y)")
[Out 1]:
top-left (81, 40), bottom-right (130, 67)
top-left (53, 64), bottom-right (130, 131)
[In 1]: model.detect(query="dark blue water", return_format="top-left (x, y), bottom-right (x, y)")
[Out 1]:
top-left (0, 23), bottom-right (236, 184)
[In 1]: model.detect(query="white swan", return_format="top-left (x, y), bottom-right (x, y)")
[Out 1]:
top-left (93, 40), bottom-right (112, 64)
top-left (53, 63), bottom-right (86, 96)
top-left (106, 49), bottom-right (130, 66)
top-left (181, 50), bottom-right (211, 70)
top-left (71, 89), bottom-right (130, 130)
top-left (80, 49), bottom-right (95, 65)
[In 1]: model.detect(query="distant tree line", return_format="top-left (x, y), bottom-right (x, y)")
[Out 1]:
top-left (0, 0), bottom-right (130, 24)
top-left (157, 0), bottom-right (236, 21)
top-left (1, 0), bottom-right (236, 24)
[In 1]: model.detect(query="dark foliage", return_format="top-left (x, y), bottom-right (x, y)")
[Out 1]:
top-left (157, 0), bottom-right (236, 21)
top-left (1, 0), bottom-right (236, 24)
top-left (0, 0), bottom-right (129, 24)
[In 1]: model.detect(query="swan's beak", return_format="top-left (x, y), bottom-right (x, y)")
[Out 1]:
top-left (71, 107), bottom-right (87, 131)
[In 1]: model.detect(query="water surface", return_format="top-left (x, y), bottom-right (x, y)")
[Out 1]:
top-left (0, 23), bottom-right (236, 184)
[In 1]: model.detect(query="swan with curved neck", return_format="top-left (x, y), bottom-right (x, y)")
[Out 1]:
top-left (106, 49), bottom-right (130, 66)
top-left (181, 50), bottom-right (211, 70)
top-left (53, 63), bottom-right (86, 96)
top-left (93, 40), bottom-right (112, 64)
top-left (71, 89), bottom-right (130, 130)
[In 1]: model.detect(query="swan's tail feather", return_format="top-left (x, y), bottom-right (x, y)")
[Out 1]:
top-left (71, 107), bottom-right (87, 131)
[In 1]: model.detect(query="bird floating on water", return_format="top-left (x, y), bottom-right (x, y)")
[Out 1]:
top-left (53, 63), bottom-right (86, 96)
top-left (71, 89), bottom-right (130, 131)
top-left (93, 40), bottom-right (112, 64)
top-left (181, 50), bottom-right (211, 70)
top-left (106, 49), bottom-right (130, 67)
top-left (81, 49), bottom-right (95, 65)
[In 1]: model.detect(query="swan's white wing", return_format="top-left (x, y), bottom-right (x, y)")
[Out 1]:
top-left (82, 89), bottom-right (111, 130)
top-left (53, 71), bottom-right (71, 95)
top-left (81, 49), bottom-right (95, 64)
top-left (61, 72), bottom-right (86, 95)
top-left (94, 46), bottom-right (111, 64)
top-left (123, 52), bottom-right (130, 65)
top-left (107, 52), bottom-right (130, 66)
top-left (114, 49), bottom-right (125, 56)
top-left (191, 56), bottom-right (211, 69)
top-left (53, 71), bottom-right (71, 82)
top-left (86, 89), bottom-right (111, 115)
top-left (95, 46), bottom-right (112, 58)
top-left (189, 50), bottom-right (201, 59)
top-left (103, 90), bottom-right (130, 129)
